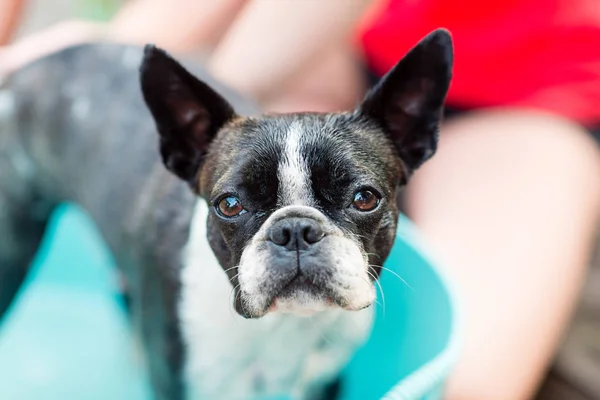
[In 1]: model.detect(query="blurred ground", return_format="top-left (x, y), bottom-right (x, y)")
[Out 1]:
top-left (13, 1), bottom-right (600, 399)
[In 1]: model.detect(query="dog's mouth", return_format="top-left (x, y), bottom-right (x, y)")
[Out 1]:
top-left (235, 236), bottom-right (377, 318)
top-left (265, 273), bottom-right (341, 315)
top-left (275, 274), bottom-right (318, 299)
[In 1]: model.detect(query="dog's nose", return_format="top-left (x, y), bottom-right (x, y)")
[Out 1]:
top-left (268, 218), bottom-right (324, 250)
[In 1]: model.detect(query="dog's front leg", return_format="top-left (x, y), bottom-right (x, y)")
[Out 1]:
top-left (129, 256), bottom-right (185, 400)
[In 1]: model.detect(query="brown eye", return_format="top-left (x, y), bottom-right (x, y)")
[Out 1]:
top-left (217, 196), bottom-right (245, 218)
top-left (352, 190), bottom-right (380, 212)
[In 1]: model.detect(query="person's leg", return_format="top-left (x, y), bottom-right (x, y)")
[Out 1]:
top-left (111, 0), bottom-right (249, 54)
top-left (207, 0), bottom-right (370, 104)
top-left (263, 45), bottom-right (367, 113)
top-left (403, 109), bottom-right (600, 400)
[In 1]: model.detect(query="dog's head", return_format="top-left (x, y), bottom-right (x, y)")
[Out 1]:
top-left (140, 29), bottom-right (453, 318)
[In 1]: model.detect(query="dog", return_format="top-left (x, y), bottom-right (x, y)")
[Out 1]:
top-left (0, 29), bottom-right (452, 399)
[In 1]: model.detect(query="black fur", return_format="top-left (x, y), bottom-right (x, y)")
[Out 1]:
top-left (359, 29), bottom-right (453, 176)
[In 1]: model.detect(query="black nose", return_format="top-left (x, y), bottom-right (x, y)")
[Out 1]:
top-left (268, 218), bottom-right (325, 250)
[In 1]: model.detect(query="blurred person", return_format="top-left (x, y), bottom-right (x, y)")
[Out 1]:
top-left (0, 0), bottom-right (251, 74)
top-left (1, 1), bottom-right (600, 400)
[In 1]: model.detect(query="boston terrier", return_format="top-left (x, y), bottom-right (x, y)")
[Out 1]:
top-left (0, 29), bottom-right (452, 399)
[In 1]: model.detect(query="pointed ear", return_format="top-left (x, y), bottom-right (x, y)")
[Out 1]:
top-left (358, 29), bottom-right (453, 175)
top-left (140, 45), bottom-right (236, 184)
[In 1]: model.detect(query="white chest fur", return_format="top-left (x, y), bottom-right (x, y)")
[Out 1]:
top-left (179, 201), bottom-right (374, 400)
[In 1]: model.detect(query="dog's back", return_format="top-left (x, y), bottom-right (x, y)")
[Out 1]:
top-left (0, 42), bottom-right (257, 306)
top-left (1, 44), bottom-right (177, 309)
top-left (0, 43), bottom-right (257, 240)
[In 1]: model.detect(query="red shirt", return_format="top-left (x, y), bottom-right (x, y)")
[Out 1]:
top-left (358, 0), bottom-right (600, 125)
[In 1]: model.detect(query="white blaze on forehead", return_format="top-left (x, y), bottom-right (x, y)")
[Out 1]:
top-left (277, 121), bottom-right (313, 206)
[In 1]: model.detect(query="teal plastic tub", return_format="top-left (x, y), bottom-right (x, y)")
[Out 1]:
top-left (0, 205), bottom-right (461, 400)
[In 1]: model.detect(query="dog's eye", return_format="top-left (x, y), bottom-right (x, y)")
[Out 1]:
top-left (352, 190), bottom-right (380, 212)
top-left (217, 196), bottom-right (245, 218)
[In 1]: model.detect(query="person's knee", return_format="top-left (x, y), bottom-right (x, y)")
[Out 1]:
top-left (442, 109), bottom-right (600, 164)
top-left (406, 108), bottom-right (600, 228)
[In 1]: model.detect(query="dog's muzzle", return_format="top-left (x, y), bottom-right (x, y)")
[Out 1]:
top-left (235, 206), bottom-right (376, 318)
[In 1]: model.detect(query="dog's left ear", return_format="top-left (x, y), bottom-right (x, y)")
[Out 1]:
top-left (140, 45), bottom-right (236, 184)
top-left (358, 29), bottom-right (453, 176)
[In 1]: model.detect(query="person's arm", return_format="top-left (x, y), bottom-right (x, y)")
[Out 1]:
top-left (109, 0), bottom-right (248, 54)
top-left (0, 0), bottom-right (26, 45)
top-left (208, 0), bottom-right (372, 102)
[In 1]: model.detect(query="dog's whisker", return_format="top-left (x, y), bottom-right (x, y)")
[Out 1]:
top-left (353, 233), bottom-right (374, 244)
top-left (237, 288), bottom-right (251, 319)
top-left (229, 282), bottom-right (240, 296)
top-left (374, 279), bottom-right (387, 320)
top-left (371, 265), bottom-right (415, 291)
top-left (364, 271), bottom-right (385, 319)
top-left (364, 252), bottom-right (382, 260)
top-left (228, 288), bottom-right (235, 316)
top-left (229, 283), bottom-right (242, 321)
top-left (223, 265), bottom-right (239, 274)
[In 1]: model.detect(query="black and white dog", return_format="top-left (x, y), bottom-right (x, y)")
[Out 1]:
top-left (0, 29), bottom-right (452, 399)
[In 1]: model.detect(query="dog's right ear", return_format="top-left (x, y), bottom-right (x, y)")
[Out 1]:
top-left (140, 45), bottom-right (236, 184)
